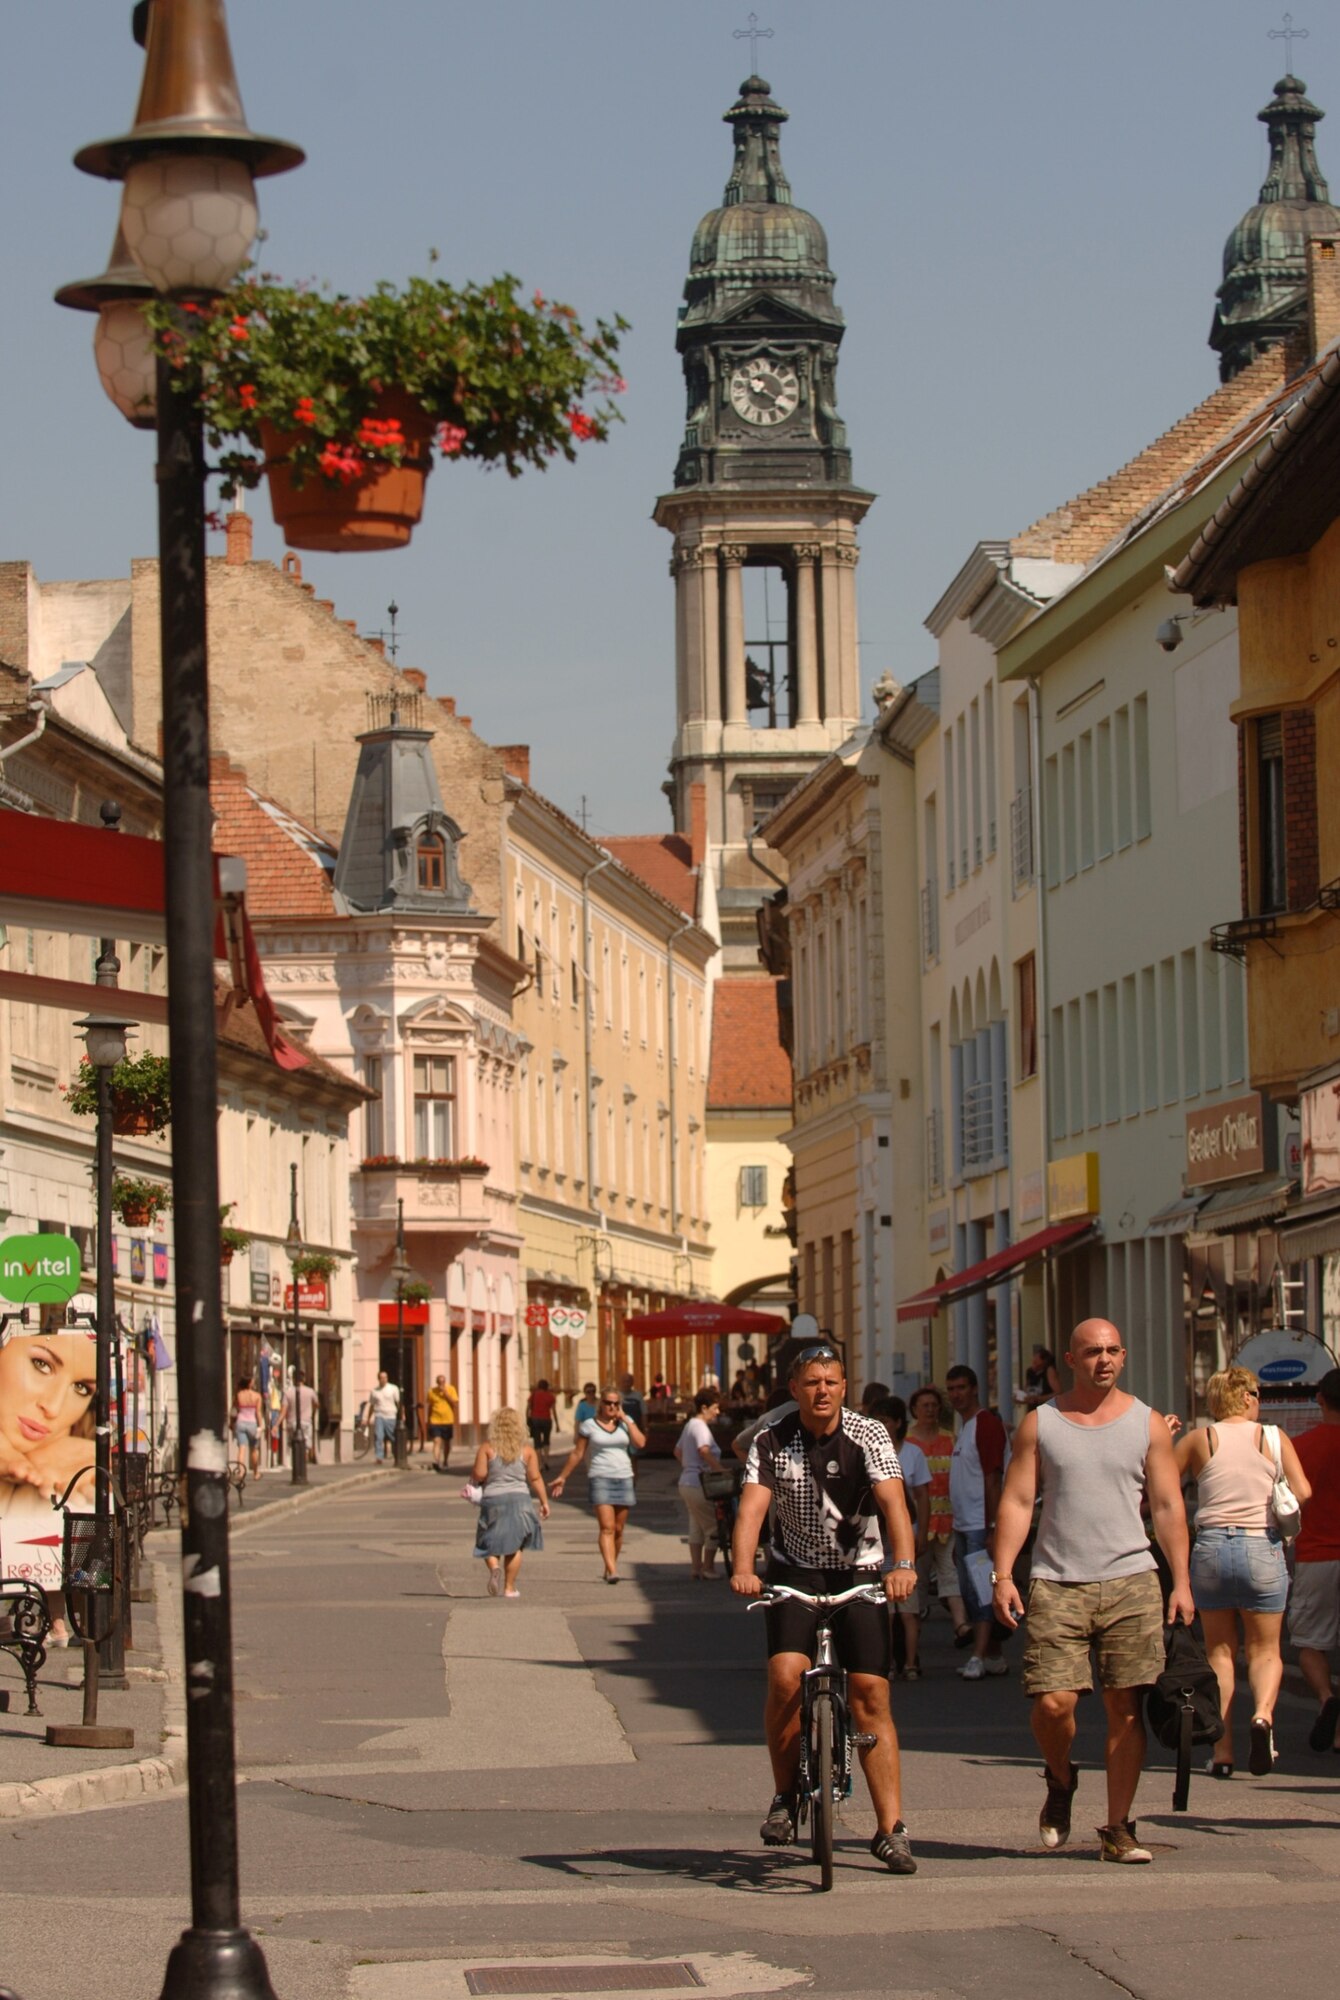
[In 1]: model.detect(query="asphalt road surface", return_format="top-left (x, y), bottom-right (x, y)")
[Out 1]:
top-left (3, 1462), bottom-right (1338, 2000)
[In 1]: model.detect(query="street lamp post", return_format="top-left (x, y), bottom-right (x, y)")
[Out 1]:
top-left (46, 970), bottom-right (136, 1750)
top-left (390, 1198), bottom-right (414, 1470)
top-left (286, 1162), bottom-right (308, 1485)
top-left (61, 7), bottom-right (302, 1997)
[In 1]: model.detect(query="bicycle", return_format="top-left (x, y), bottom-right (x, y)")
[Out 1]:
top-left (748, 1579), bottom-right (884, 1890)
top-left (352, 1410), bottom-right (373, 1459)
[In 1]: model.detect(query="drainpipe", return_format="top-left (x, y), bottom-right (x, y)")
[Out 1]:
top-left (665, 916), bottom-right (696, 1241)
top-left (1028, 675), bottom-right (1052, 1353)
top-left (581, 852), bottom-right (615, 1225)
top-left (0, 700), bottom-right (48, 767)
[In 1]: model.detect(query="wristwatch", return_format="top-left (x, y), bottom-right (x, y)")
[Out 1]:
top-left (890, 1559), bottom-right (915, 1571)
top-left (989, 1570), bottom-right (1007, 1584)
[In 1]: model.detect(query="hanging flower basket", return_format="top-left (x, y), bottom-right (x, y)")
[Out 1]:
top-left (261, 391), bottom-right (436, 553)
top-left (111, 1174), bottom-right (172, 1229)
top-left (64, 1052), bottom-right (171, 1135)
top-left (145, 271), bottom-right (626, 556)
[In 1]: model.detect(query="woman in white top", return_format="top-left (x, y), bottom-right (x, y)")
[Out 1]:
top-left (675, 1388), bottom-right (724, 1579)
top-left (1175, 1366), bottom-right (1311, 1777)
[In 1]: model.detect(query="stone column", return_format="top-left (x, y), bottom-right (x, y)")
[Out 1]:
top-left (836, 543), bottom-right (861, 722)
top-left (793, 544), bottom-right (820, 725)
top-left (674, 547), bottom-right (698, 722)
top-left (818, 549), bottom-right (842, 724)
top-left (701, 551), bottom-right (720, 721)
top-left (721, 545), bottom-right (748, 725)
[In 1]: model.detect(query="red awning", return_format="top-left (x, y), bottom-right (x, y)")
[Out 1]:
top-left (896, 1218), bottom-right (1095, 1323)
top-left (625, 1303), bottom-right (790, 1340)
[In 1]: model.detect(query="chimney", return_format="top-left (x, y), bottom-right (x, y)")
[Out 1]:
top-left (438, 696), bottom-right (456, 718)
top-left (401, 668), bottom-right (426, 692)
top-left (224, 508), bottom-right (253, 566)
top-left (498, 744), bottom-right (531, 785)
top-left (1308, 237), bottom-right (1340, 360)
top-left (688, 781), bottom-right (707, 868)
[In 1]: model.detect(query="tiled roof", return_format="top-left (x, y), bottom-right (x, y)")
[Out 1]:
top-left (1009, 349), bottom-right (1290, 566)
top-left (210, 755), bottom-right (338, 918)
top-left (708, 977), bottom-right (792, 1110)
top-left (215, 986), bottom-right (369, 1100)
top-left (602, 833), bottom-right (698, 916)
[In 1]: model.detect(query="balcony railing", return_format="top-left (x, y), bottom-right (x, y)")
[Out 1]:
top-left (1010, 786), bottom-right (1034, 894)
top-left (920, 880), bottom-right (939, 962)
top-left (961, 1080), bottom-right (1008, 1175)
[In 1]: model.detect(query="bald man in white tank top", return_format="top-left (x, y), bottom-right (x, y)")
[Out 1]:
top-left (991, 1318), bottom-right (1193, 1865)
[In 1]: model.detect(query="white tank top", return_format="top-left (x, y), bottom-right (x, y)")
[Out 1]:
top-left (1194, 1422), bottom-right (1275, 1532)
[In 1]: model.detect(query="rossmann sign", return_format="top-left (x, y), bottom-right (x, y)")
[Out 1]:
top-left (1185, 1092), bottom-right (1267, 1188)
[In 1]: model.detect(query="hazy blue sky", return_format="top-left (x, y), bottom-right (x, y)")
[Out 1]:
top-left (3, 2), bottom-right (1332, 835)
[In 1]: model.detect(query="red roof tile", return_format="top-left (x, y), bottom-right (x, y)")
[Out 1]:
top-left (708, 977), bottom-right (792, 1110)
top-left (210, 755), bottom-right (338, 918)
top-left (602, 833), bottom-right (697, 916)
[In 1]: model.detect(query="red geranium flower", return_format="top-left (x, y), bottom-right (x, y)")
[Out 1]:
top-left (238, 383), bottom-right (258, 412)
top-left (293, 396), bottom-right (317, 427)
top-left (568, 409), bottom-right (597, 441)
top-left (436, 423), bottom-right (467, 456)
top-left (229, 318), bottom-right (250, 342)
top-left (318, 442), bottom-right (363, 485)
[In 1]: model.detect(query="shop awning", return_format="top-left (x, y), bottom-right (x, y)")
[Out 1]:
top-left (625, 1302), bottom-right (789, 1339)
top-left (1278, 1190), bottom-right (1340, 1263)
top-left (1190, 1175), bottom-right (1293, 1234)
top-left (1146, 1192), bottom-right (1207, 1236)
top-left (896, 1208), bottom-right (1096, 1320)
top-left (897, 1217), bottom-right (1095, 1323)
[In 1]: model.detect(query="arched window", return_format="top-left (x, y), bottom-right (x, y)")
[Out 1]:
top-left (417, 834), bottom-right (446, 892)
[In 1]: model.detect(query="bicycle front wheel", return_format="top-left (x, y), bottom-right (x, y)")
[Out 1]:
top-left (810, 1690), bottom-right (836, 1891)
top-left (353, 1422), bottom-right (372, 1459)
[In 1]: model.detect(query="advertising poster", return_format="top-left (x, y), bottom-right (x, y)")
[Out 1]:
top-left (0, 1234), bottom-right (96, 1589)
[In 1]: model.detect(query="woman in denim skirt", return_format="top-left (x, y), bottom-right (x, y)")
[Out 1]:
top-left (550, 1382), bottom-right (646, 1584)
top-left (1175, 1366), bottom-right (1311, 1776)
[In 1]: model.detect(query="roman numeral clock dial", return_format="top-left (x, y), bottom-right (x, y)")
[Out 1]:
top-left (729, 358), bottom-right (800, 427)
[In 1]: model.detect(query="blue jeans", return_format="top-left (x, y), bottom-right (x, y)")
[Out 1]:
top-left (954, 1527), bottom-right (993, 1623)
top-left (374, 1413), bottom-right (396, 1460)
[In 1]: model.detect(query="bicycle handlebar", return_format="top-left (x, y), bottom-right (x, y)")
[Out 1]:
top-left (745, 1580), bottom-right (887, 1612)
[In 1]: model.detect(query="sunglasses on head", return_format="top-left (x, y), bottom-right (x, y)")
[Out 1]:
top-left (793, 1343), bottom-right (841, 1368)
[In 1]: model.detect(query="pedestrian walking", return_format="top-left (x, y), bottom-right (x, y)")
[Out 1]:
top-left (231, 1373), bottom-right (264, 1479)
top-left (472, 1407), bottom-right (549, 1598)
top-left (1019, 1346), bottom-right (1062, 1412)
top-left (574, 1382), bottom-right (599, 1429)
top-left (1174, 1366), bottom-right (1311, 1776)
top-left (946, 1364), bottom-right (1008, 1677)
top-left (675, 1387), bottom-right (724, 1579)
top-left (992, 1317), bottom-right (1194, 1864)
top-left (364, 1370), bottom-right (401, 1463)
top-left (906, 1386), bottom-right (968, 1646)
top-left (550, 1382), bottom-right (646, 1583)
top-left (282, 1371), bottom-right (318, 1461)
top-left (525, 1378), bottom-right (558, 1466)
top-left (1288, 1367), bottom-right (1340, 1753)
top-left (426, 1375), bottom-right (459, 1473)
top-left (869, 1396), bottom-right (931, 1677)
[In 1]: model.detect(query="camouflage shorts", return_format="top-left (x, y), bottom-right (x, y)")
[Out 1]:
top-left (1022, 1571), bottom-right (1164, 1696)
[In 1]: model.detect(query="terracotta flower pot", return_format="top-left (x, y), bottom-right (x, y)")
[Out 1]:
top-left (121, 1201), bottom-right (152, 1228)
top-left (220, 1247), bottom-right (235, 1267)
top-left (261, 392), bottom-right (435, 553)
top-left (111, 1101), bottom-right (158, 1137)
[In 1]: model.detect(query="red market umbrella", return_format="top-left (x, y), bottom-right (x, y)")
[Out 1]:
top-left (624, 1303), bottom-right (790, 1339)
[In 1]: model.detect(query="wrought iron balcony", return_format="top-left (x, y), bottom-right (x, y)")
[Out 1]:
top-left (1010, 787), bottom-right (1034, 894)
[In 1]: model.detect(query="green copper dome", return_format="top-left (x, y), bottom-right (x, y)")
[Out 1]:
top-left (1211, 74), bottom-right (1340, 381)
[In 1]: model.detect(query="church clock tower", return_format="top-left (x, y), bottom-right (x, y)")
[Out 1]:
top-left (655, 73), bottom-right (874, 962)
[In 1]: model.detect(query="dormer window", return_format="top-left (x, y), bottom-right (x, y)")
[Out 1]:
top-left (417, 834), bottom-right (446, 892)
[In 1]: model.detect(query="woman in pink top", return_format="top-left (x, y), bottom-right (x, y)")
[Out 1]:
top-left (1175, 1367), bottom-right (1311, 1777)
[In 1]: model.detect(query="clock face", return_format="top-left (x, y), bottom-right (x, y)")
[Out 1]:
top-left (729, 359), bottom-right (801, 427)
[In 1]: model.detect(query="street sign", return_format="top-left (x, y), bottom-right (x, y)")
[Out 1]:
top-left (0, 1231), bottom-right (83, 1304)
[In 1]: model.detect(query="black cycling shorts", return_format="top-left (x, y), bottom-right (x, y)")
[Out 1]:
top-left (762, 1561), bottom-right (890, 1679)
top-left (528, 1419), bottom-right (553, 1447)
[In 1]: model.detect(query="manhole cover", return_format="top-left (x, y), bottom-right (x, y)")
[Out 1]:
top-left (465, 1966), bottom-right (704, 1996)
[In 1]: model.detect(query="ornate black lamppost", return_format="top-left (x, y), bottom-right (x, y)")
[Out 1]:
top-left (285, 1162), bottom-right (308, 1485)
top-left (390, 1198), bottom-right (415, 1470)
top-left (59, 6), bottom-right (302, 1996)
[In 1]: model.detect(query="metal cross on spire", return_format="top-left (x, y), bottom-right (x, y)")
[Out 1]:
top-left (1269, 12), bottom-right (1308, 73)
top-left (734, 11), bottom-right (774, 73)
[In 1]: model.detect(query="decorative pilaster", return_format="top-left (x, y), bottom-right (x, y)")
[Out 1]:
top-left (721, 544), bottom-right (748, 724)
top-left (793, 543), bottom-right (820, 724)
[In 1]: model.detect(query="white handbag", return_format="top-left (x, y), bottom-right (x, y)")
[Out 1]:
top-left (1264, 1425), bottom-right (1302, 1541)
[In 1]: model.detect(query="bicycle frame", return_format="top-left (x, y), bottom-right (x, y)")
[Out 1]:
top-left (748, 1581), bottom-right (885, 1823)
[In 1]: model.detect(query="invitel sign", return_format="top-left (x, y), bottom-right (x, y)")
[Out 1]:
top-left (1185, 1092), bottom-right (1266, 1187)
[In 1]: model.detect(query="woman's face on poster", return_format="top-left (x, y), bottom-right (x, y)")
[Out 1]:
top-left (0, 1333), bottom-right (96, 1455)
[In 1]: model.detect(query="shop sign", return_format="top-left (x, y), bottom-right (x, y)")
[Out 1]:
top-left (1048, 1152), bottom-right (1100, 1222)
top-left (927, 1208), bottom-right (951, 1256)
top-left (524, 1300), bottom-right (550, 1329)
top-left (250, 1269), bottom-right (271, 1306)
top-left (0, 1231), bottom-right (82, 1305)
top-left (1185, 1092), bottom-right (1265, 1188)
top-left (548, 1305), bottom-right (588, 1341)
top-left (1301, 1076), bottom-right (1340, 1196)
top-left (130, 1238), bottom-right (146, 1282)
top-left (152, 1242), bottom-right (168, 1286)
top-left (1017, 1171), bottom-right (1045, 1225)
top-left (283, 1280), bottom-right (329, 1312)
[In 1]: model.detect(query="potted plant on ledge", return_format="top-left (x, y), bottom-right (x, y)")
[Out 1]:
top-left (147, 270), bottom-right (626, 553)
top-left (398, 1279), bottom-right (432, 1307)
top-left (291, 1251), bottom-right (337, 1284)
top-left (111, 1174), bottom-right (172, 1229)
top-left (219, 1204), bottom-right (252, 1267)
top-left (66, 1051), bottom-right (171, 1136)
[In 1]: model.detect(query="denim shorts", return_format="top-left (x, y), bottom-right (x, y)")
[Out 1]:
top-left (589, 1477), bottom-right (636, 1511)
top-left (1190, 1526), bottom-right (1288, 1614)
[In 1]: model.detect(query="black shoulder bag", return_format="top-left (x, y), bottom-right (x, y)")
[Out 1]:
top-left (1145, 1618), bottom-right (1223, 1811)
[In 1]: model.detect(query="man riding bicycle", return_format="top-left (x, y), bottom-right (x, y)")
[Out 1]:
top-left (731, 1342), bottom-right (919, 1875)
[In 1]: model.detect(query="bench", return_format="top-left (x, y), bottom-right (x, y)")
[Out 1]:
top-left (0, 1578), bottom-right (51, 1716)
